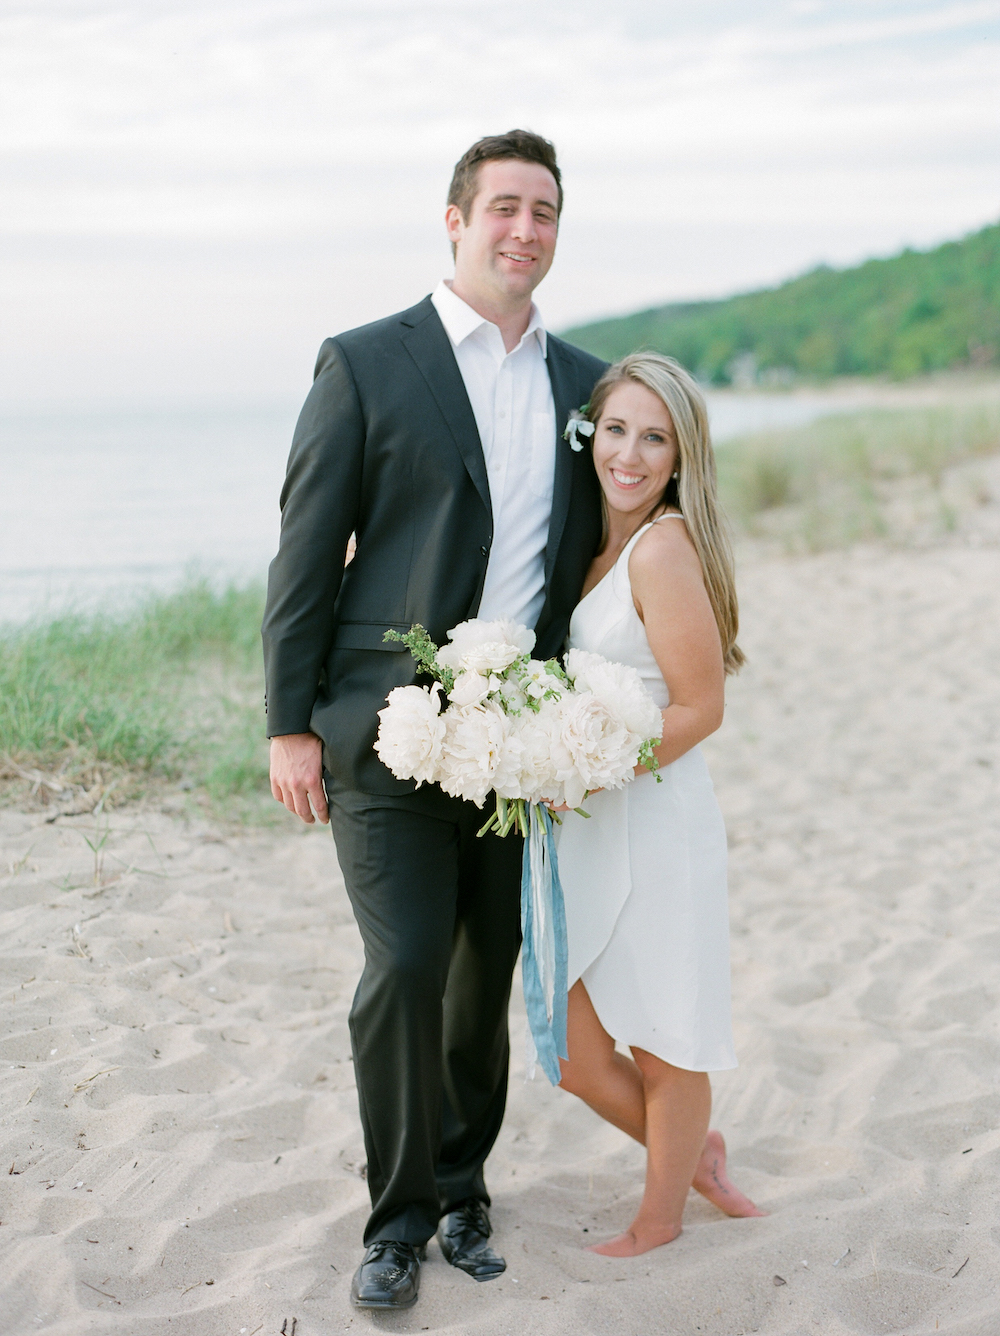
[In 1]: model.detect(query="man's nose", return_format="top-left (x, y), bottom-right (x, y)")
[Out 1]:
top-left (510, 207), bottom-right (537, 242)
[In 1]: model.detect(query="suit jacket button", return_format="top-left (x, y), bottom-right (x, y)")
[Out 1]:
top-left (480, 545), bottom-right (489, 558)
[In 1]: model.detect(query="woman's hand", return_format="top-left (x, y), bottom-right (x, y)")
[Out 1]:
top-left (544, 789), bottom-right (601, 814)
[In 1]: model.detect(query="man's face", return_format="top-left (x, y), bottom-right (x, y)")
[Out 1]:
top-left (446, 159), bottom-right (560, 303)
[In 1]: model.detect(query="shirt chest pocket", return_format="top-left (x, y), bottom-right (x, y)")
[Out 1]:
top-left (528, 409), bottom-right (557, 502)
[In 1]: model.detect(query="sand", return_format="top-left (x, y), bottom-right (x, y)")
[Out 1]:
top-left (2, 541), bottom-right (999, 1336)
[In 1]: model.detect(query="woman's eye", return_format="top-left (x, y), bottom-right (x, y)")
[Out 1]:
top-left (607, 424), bottom-right (624, 434)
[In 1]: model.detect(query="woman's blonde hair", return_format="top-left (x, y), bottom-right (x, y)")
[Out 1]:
top-left (588, 352), bottom-right (745, 674)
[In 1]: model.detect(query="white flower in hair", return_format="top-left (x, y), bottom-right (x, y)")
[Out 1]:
top-left (374, 682), bottom-right (446, 786)
top-left (437, 618), bottom-right (535, 676)
top-left (563, 406), bottom-right (596, 452)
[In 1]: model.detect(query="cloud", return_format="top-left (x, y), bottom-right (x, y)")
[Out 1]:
top-left (1, 0), bottom-right (998, 402)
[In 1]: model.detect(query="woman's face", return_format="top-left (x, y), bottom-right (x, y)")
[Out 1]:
top-left (592, 380), bottom-right (679, 522)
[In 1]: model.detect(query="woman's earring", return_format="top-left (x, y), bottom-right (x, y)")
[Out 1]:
top-left (671, 471), bottom-right (679, 479)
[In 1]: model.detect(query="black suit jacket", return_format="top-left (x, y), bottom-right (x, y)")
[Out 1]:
top-left (262, 295), bottom-right (608, 795)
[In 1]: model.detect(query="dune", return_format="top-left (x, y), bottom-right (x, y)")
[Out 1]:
top-left (2, 538), bottom-right (999, 1335)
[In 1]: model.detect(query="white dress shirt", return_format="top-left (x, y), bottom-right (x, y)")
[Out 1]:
top-left (431, 280), bottom-right (556, 632)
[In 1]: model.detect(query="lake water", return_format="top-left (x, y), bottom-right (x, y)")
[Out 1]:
top-left (0, 390), bottom-right (859, 624)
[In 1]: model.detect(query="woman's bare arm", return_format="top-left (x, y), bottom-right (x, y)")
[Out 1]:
top-left (629, 520), bottom-right (725, 771)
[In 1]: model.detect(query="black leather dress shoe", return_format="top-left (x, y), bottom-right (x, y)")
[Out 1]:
top-left (350, 1240), bottom-right (425, 1309)
top-left (437, 1199), bottom-right (506, 1281)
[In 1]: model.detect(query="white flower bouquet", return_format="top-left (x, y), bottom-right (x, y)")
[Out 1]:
top-left (374, 618), bottom-right (663, 831)
top-left (373, 617), bottom-right (664, 1084)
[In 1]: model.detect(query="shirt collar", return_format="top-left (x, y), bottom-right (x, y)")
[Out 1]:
top-left (432, 280), bottom-right (547, 358)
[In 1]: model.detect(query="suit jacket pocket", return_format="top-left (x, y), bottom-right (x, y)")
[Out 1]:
top-left (332, 621), bottom-right (412, 651)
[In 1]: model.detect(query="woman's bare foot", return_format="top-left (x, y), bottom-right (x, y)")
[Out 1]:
top-left (692, 1130), bottom-right (766, 1217)
top-left (588, 1222), bottom-right (682, 1257)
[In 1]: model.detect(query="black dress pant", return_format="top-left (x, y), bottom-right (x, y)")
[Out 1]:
top-left (325, 778), bottom-right (523, 1246)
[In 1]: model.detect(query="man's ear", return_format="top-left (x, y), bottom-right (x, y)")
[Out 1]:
top-left (444, 203), bottom-right (464, 251)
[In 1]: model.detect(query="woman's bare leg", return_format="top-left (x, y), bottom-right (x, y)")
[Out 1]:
top-left (590, 1048), bottom-right (711, 1256)
top-left (559, 981), bottom-right (764, 1242)
top-left (558, 980), bottom-right (646, 1141)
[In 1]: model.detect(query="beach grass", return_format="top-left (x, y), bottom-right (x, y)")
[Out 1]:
top-left (3, 399), bottom-right (998, 810)
top-left (0, 580), bottom-right (270, 815)
top-left (716, 398), bottom-right (1000, 549)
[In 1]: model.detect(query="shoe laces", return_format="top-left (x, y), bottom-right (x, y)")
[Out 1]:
top-left (366, 1239), bottom-right (417, 1277)
top-left (453, 1199), bottom-right (491, 1238)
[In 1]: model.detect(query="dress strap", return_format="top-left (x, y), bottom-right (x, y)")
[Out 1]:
top-left (610, 512), bottom-right (687, 603)
top-left (619, 513), bottom-right (683, 563)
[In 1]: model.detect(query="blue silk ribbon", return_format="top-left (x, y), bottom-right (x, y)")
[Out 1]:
top-left (520, 803), bottom-right (569, 1085)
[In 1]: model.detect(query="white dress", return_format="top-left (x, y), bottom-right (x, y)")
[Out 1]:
top-left (556, 517), bottom-right (737, 1072)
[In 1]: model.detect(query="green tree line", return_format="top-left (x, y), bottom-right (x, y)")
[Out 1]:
top-left (562, 221), bottom-right (1000, 383)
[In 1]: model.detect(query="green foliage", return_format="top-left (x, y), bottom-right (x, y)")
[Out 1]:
top-left (384, 624), bottom-right (454, 693)
top-left (0, 579), bottom-right (269, 803)
top-left (716, 399), bottom-right (1000, 549)
top-left (563, 222), bottom-right (1000, 383)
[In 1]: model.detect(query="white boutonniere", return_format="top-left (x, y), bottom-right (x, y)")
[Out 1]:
top-left (563, 405), bottom-right (595, 452)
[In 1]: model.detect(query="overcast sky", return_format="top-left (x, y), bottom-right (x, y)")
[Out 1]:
top-left (2, 0), bottom-right (998, 408)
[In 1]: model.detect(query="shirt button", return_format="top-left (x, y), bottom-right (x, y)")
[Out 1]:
top-left (480, 545), bottom-right (489, 558)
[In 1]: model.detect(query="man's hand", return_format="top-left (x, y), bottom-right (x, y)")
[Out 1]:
top-left (269, 733), bottom-right (329, 825)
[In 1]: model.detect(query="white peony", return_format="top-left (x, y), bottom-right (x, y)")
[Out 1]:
top-left (512, 699), bottom-right (574, 806)
top-left (374, 682), bottom-right (446, 786)
top-left (437, 700), bottom-right (521, 807)
top-left (558, 691), bottom-right (634, 805)
top-left (437, 618), bottom-right (535, 676)
top-left (565, 648), bottom-right (664, 745)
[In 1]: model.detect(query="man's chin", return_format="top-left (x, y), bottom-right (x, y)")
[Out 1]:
top-left (493, 265), bottom-right (544, 298)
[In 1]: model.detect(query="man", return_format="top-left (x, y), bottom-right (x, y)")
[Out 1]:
top-left (262, 129), bottom-right (606, 1312)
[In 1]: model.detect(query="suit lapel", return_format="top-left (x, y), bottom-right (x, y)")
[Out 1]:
top-left (399, 300), bottom-right (492, 518)
top-left (544, 338), bottom-right (578, 582)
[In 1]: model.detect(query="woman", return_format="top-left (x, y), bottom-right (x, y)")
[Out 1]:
top-left (554, 352), bottom-right (763, 1256)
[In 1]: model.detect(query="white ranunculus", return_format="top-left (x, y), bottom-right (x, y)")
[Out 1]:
top-left (437, 700), bottom-right (519, 807)
top-left (565, 648), bottom-right (664, 744)
top-left (558, 691), bottom-right (634, 803)
top-left (374, 682), bottom-right (446, 785)
top-left (437, 618), bottom-right (535, 676)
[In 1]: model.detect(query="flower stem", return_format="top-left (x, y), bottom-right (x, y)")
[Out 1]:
top-left (476, 812), bottom-right (499, 838)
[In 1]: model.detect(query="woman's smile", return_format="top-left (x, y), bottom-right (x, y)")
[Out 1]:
top-left (610, 467), bottom-right (646, 489)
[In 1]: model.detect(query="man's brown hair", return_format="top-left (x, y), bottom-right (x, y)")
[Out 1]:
top-left (447, 129), bottom-right (563, 222)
